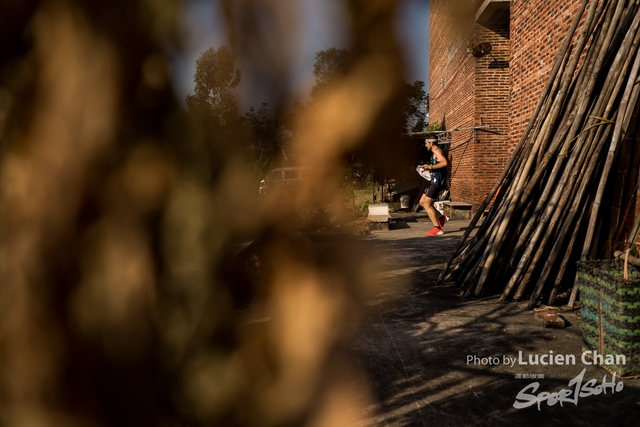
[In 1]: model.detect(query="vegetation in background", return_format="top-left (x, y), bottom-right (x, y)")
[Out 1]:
top-left (426, 121), bottom-right (441, 132)
top-left (310, 47), bottom-right (349, 102)
top-left (243, 103), bottom-right (287, 183)
top-left (186, 46), bottom-right (243, 167)
top-left (183, 45), bottom-right (429, 230)
top-left (185, 46), bottom-right (428, 194)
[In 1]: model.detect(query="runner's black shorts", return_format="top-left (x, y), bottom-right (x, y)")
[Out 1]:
top-left (423, 183), bottom-right (441, 199)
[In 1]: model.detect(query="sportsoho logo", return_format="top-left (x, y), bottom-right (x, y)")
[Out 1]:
top-left (466, 350), bottom-right (627, 410)
top-left (513, 368), bottom-right (623, 410)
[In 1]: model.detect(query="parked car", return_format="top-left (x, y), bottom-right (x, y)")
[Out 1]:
top-left (259, 167), bottom-right (309, 194)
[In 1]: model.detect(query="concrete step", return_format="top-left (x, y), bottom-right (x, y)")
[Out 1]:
top-left (443, 201), bottom-right (473, 220)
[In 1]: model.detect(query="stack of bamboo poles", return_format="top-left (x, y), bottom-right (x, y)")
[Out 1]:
top-left (439, 0), bottom-right (640, 309)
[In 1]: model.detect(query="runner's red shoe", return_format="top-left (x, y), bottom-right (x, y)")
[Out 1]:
top-left (438, 215), bottom-right (448, 228)
top-left (426, 226), bottom-right (444, 236)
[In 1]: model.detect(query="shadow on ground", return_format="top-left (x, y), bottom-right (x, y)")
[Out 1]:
top-left (349, 223), bottom-right (640, 427)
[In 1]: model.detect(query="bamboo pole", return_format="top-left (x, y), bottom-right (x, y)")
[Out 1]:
top-left (524, 122), bottom-right (613, 304)
top-left (621, 136), bottom-right (640, 248)
top-left (499, 0), bottom-right (626, 299)
top-left (440, 133), bottom-right (530, 284)
top-left (442, 0), bottom-right (640, 306)
top-left (548, 198), bottom-right (591, 305)
top-left (437, 0), bottom-right (593, 284)
top-left (518, 0), bottom-right (626, 205)
top-left (614, 250), bottom-right (640, 266)
top-left (569, 34), bottom-right (640, 307)
top-left (517, 9), bottom-right (640, 303)
top-left (473, 0), bottom-right (610, 296)
top-left (441, 180), bottom-right (513, 284)
top-left (519, 18), bottom-right (605, 202)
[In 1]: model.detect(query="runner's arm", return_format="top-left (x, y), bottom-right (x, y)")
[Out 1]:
top-left (430, 148), bottom-right (448, 170)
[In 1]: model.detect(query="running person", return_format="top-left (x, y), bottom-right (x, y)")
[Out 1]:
top-left (420, 136), bottom-right (448, 235)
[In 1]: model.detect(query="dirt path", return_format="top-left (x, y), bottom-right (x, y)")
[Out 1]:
top-left (350, 213), bottom-right (640, 426)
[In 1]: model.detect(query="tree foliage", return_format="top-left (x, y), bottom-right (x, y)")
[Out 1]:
top-left (243, 103), bottom-right (286, 172)
top-left (310, 48), bottom-right (349, 101)
top-left (184, 45), bottom-right (429, 189)
top-left (401, 80), bottom-right (428, 133)
top-left (282, 101), bottom-right (308, 148)
top-left (186, 46), bottom-right (242, 153)
top-left (308, 48), bottom-right (429, 190)
top-left (310, 48), bottom-right (427, 133)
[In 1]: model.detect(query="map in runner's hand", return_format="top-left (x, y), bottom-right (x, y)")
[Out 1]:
top-left (416, 164), bottom-right (432, 181)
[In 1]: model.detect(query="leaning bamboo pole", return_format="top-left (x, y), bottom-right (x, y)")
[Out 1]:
top-left (538, 6), bottom-right (640, 306)
top-left (441, 182), bottom-right (510, 285)
top-left (501, 0), bottom-right (625, 299)
top-left (437, 0), bottom-right (592, 284)
top-left (548, 196), bottom-right (591, 305)
top-left (510, 2), bottom-right (637, 299)
top-left (524, 121), bottom-right (613, 304)
top-left (441, 0), bottom-right (640, 307)
top-left (569, 29), bottom-right (640, 307)
top-left (458, 0), bottom-right (604, 295)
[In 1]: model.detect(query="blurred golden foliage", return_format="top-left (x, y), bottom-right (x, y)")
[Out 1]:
top-left (0, 0), bottom-right (412, 425)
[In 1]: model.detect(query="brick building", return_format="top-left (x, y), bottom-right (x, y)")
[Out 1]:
top-left (429, 0), bottom-right (584, 211)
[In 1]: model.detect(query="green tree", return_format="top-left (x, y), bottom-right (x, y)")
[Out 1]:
top-left (186, 46), bottom-right (242, 154)
top-left (243, 103), bottom-right (286, 176)
top-left (401, 80), bottom-right (428, 133)
top-left (310, 48), bottom-right (427, 133)
top-left (306, 48), bottom-right (431, 192)
top-left (282, 101), bottom-right (308, 150)
top-left (310, 48), bottom-right (349, 101)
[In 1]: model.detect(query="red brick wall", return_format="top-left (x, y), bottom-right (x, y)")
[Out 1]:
top-left (474, 22), bottom-right (511, 210)
top-left (429, 0), bottom-right (511, 210)
top-left (509, 0), bottom-right (583, 149)
top-left (429, 0), bottom-right (477, 206)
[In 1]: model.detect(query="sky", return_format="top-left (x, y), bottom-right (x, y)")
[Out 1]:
top-left (173, 0), bottom-right (430, 110)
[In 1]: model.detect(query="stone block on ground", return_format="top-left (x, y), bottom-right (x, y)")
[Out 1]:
top-left (443, 201), bottom-right (473, 220)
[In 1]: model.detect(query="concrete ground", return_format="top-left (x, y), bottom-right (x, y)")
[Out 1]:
top-left (349, 212), bottom-right (640, 426)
